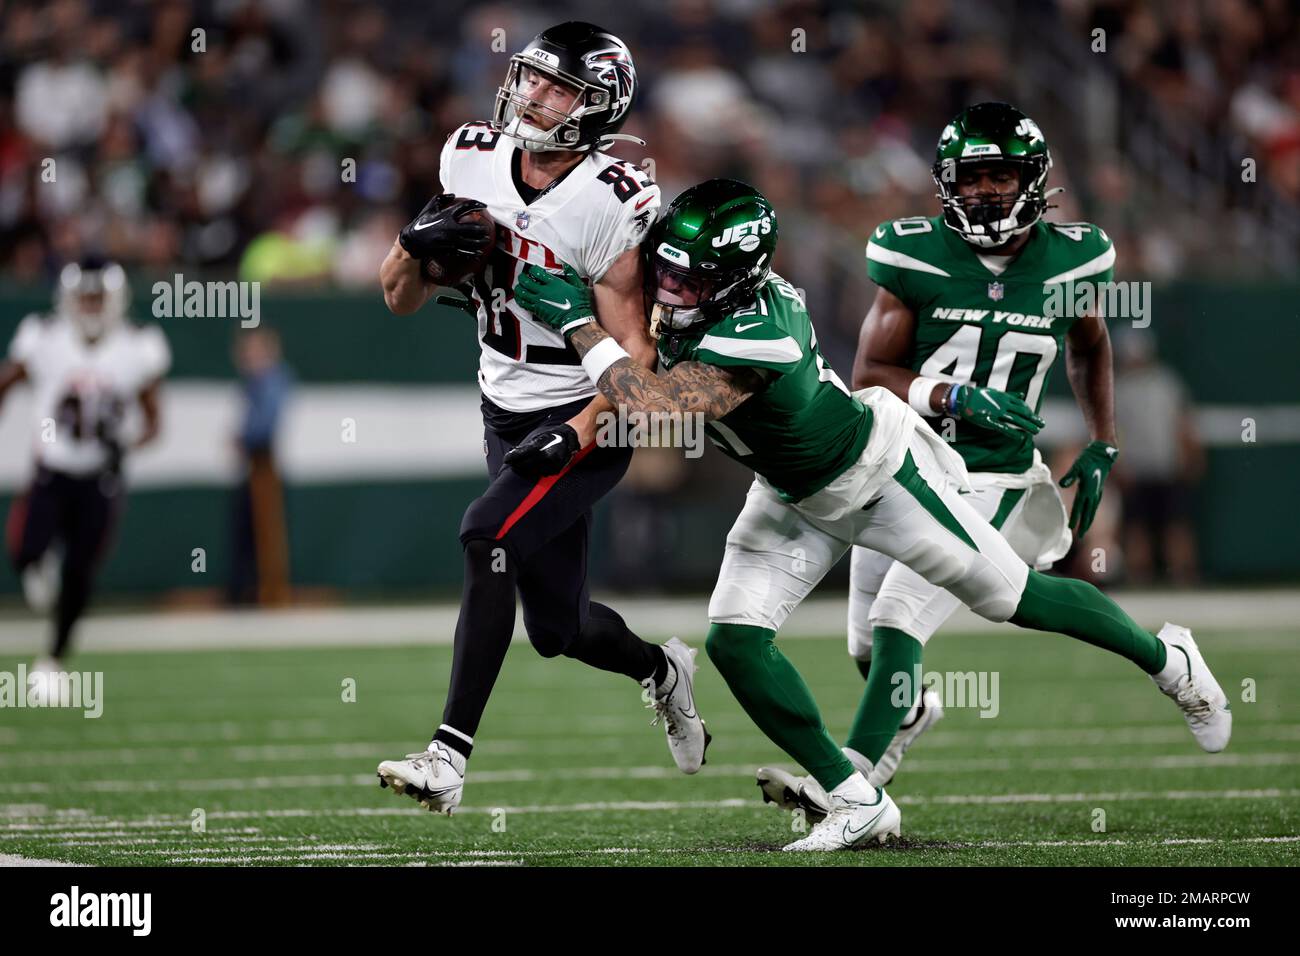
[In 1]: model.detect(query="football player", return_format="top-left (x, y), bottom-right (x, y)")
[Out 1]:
top-left (0, 257), bottom-right (170, 673)
top-left (830, 102), bottom-right (1119, 792)
top-left (755, 103), bottom-right (1147, 820)
top-left (514, 178), bottom-right (1230, 851)
top-left (376, 22), bottom-right (707, 815)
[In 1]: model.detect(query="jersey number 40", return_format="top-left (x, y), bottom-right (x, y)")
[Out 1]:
top-left (920, 325), bottom-right (1057, 409)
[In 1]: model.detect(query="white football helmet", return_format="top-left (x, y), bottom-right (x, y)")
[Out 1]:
top-left (57, 258), bottom-right (130, 342)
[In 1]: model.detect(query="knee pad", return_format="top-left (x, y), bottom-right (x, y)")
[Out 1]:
top-left (846, 588), bottom-right (875, 661)
top-left (867, 592), bottom-right (922, 637)
top-left (847, 620), bottom-right (874, 662)
top-left (959, 558), bottom-right (1021, 623)
top-left (461, 534), bottom-right (517, 577)
top-left (528, 626), bottom-right (572, 659)
top-left (459, 494), bottom-right (510, 549)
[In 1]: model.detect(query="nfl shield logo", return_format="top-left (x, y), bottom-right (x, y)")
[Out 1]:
top-left (515, 210), bottom-right (530, 231)
top-left (987, 281), bottom-right (1004, 301)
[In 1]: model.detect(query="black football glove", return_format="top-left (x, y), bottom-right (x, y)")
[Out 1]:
top-left (397, 194), bottom-right (492, 264)
top-left (432, 289), bottom-right (478, 318)
top-left (503, 423), bottom-right (582, 479)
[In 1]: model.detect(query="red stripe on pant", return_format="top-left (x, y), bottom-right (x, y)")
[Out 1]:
top-left (5, 492), bottom-right (29, 562)
top-left (494, 443), bottom-right (597, 541)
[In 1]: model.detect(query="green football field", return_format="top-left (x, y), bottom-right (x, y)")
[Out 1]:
top-left (1, 624), bottom-right (1297, 867)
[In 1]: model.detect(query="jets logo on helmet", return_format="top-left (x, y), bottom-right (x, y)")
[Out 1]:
top-left (492, 21), bottom-right (644, 154)
top-left (712, 216), bottom-right (773, 250)
top-left (1015, 117), bottom-right (1044, 143)
top-left (932, 101), bottom-right (1057, 249)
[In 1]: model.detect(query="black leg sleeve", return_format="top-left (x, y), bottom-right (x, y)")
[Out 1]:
top-left (436, 538), bottom-right (518, 756)
top-left (562, 601), bottom-right (666, 684)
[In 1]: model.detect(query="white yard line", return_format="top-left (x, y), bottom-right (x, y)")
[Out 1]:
top-left (7, 834), bottom-right (1298, 867)
top-left (4, 787), bottom-right (1295, 837)
top-left (154, 833), bottom-right (1300, 865)
top-left (1, 752), bottom-right (1297, 797)
top-left (5, 725), bottom-right (1300, 766)
top-left (2, 591), bottom-right (1298, 655)
top-left (0, 852), bottom-right (83, 866)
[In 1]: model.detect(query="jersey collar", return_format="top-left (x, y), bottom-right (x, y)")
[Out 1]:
top-left (941, 219), bottom-right (1048, 279)
top-left (495, 144), bottom-right (594, 223)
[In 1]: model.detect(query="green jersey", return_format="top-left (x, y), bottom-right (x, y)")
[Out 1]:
top-left (866, 215), bottom-right (1115, 473)
top-left (657, 273), bottom-right (871, 502)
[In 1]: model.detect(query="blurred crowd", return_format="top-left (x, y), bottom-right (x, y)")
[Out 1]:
top-left (1, 1), bottom-right (1296, 308)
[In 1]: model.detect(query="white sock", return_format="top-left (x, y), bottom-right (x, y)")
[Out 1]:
top-left (830, 770), bottom-right (874, 803)
top-left (429, 738), bottom-right (468, 775)
top-left (1152, 633), bottom-right (1188, 691)
top-left (654, 656), bottom-right (678, 698)
top-left (841, 746), bottom-right (875, 779)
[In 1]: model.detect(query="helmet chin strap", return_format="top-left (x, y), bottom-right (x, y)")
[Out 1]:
top-left (516, 129), bottom-right (647, 153)
top-left (595, 132), bottom-right (647, 150)
top-left (507, 117), bottom-right (570, 152)
top-left (652, 302), bottom-right (703, 334)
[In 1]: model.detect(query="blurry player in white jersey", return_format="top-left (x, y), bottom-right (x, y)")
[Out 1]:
top-left (0, 258), bottom-right (170, 671)
top-left (376, 22), bottom-right (707, 814)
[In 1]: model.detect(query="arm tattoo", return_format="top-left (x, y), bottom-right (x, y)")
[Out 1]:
top-left (569, 323), bottom-right (608, 355)
top-left (598, 358), bottom-right (765, 421)
top-left (568, 322), bottom-right (766, 419)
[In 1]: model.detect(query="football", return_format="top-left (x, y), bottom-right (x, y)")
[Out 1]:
top-left (424, 206), bottom-right (496, 286)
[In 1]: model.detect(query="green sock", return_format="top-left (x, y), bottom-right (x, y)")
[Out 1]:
top-left (705, 622), bottom-right (854, 792)
top-left (1009, 570), bottom-right (1166, 674)
top-left (845, 627), bottom-right (923, 765)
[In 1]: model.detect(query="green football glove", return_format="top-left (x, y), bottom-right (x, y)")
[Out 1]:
top-left (949, 384), bottom-right (1045, 437)
top-left (1059, 440), bottom-right (1119, 537)
top-left (513, 263), bottom-right (596, 336)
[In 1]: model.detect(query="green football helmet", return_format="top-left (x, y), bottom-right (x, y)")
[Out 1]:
top-left (644, 178), bottom-right (777, 338)
top-left (932, 102), bottom-right (1055, 249)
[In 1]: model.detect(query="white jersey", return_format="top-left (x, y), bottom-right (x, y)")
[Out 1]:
top-left (439, 121), bottom-right (660, 413)
top-left (8, 313), bottom-right (171, 476)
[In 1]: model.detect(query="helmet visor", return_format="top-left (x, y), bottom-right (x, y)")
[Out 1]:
top-left (649, 261), bottom-right (717, 308)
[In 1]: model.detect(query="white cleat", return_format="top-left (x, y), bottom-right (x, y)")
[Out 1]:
top-left (642, 637), bottom-right (711, 774)
top-left (782, 783), bottom-right (901, 852)
top-left (21, 548), bottom-right (60, 614)
top-left (1151, 623), bottom-right (1231, 753)
top-left (376, 742), bottom-right (466, 814)
top-left (757, 766), bottom-right (831, 824)
top-left (757, 686), bottom-right (941, 818)
top-left (26, 657), bottom-right (66, 707)
top-left (869, 688), bottom-right (944, 787)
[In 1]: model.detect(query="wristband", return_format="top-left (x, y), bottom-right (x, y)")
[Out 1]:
top-left (945, 382), bottom-right (963, 415)
top-left (559, 314), bottom-right (597, 336)
top-left (581, 336), bottom-right (630, 384)
top-left (907, 376), bottom-right (944, 415)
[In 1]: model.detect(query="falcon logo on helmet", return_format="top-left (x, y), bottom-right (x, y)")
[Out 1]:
top-left (492, 21), bottom-right (644, 154)
top-left (583, 48), bottom-right (635, 122)
top-left (932, 102), bottom-right (1059, 249)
